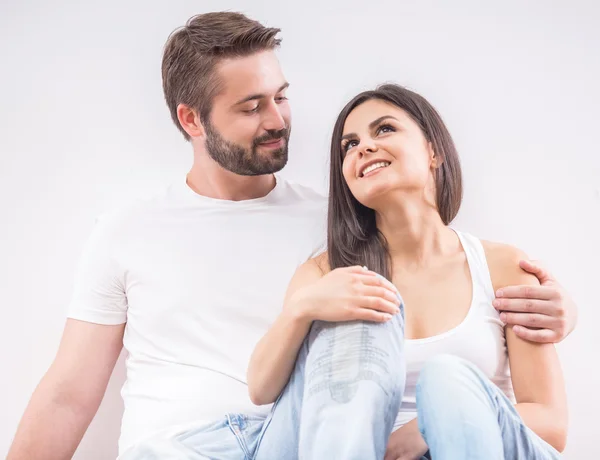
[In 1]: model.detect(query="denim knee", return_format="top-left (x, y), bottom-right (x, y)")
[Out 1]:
top-left (417, 353), bottom-right (488, 400)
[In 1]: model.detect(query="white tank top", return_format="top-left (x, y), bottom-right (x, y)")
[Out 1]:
top-left (393, 230), bottom-right (515, 430)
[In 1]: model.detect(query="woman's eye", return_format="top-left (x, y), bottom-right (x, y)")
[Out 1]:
top-left (343, 140), bottom-right (359, 152)
top-left (378, 124), bottom-right (395, 134)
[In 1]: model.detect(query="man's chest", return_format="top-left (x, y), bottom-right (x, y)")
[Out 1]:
top-left (118, 217), bottom-right (322, 324)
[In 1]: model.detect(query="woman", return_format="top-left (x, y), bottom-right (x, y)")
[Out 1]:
top-left (249, 84), bottom-right (567, 460)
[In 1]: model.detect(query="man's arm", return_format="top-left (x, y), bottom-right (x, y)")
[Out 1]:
top-left (7, 319), bottom-right (124, 460)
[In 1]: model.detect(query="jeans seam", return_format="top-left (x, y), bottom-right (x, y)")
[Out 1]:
top-left (226, 414), bottom-right (251, 458)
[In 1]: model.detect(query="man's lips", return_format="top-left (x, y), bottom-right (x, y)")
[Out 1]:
top-left (258, 138), bottom-right (284, 148)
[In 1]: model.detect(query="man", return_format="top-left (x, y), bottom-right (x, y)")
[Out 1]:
top-left (8, 12), bottom-right (577, 460)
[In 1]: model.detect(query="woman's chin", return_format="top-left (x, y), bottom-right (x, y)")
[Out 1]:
top-left (353, 185), bottom-right (394, 208)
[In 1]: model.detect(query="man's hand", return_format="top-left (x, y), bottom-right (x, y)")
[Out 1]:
top-left (493, 259), bottom-right (577, 343)
top-left (384, 419), bottom-right (428, 460)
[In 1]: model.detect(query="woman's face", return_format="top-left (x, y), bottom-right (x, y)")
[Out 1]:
top-left (341, 99), bottom-right (437, 208)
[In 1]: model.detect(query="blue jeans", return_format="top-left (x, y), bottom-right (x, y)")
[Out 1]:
top-left (118, 415), bottom-right (264, 459)
top-left (120, 298), bottom-right (562, 459)
top-left (254, 313), bottom-right (406, 459)
top-left (416, 354), bottom-right (562, 459)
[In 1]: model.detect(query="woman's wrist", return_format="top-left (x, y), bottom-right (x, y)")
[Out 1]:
top-left (285, 290), bottom-right (315, 326)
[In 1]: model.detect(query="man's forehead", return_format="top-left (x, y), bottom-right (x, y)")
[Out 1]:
top-left (216, 52), bottom-right (287, 100)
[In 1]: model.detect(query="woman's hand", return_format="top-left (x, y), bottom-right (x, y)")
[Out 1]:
top-left (289, 265), bottom-right (401, 324)
top-left (384, 419), bottom-right (429, 460)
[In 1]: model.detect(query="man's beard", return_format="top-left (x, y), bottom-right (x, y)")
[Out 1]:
top-left (204, 120), bottom-right (290, 176)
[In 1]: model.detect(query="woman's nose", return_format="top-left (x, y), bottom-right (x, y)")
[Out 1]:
top-left (358, 138), bottom-right (378, 157)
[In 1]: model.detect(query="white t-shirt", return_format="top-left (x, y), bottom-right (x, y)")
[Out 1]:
top-left (67, 175), bottom-right (327, 454)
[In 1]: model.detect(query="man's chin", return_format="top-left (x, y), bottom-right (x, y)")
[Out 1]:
top-left (255, 159), bottom-right (288, 176)
top-left (257, 146), bottom-right (288, 169)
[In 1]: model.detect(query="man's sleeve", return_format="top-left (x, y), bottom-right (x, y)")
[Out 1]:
top-left (66, 215), bottom-right (128, 325)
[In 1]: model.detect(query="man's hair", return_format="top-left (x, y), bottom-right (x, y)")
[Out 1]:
top-left (162, 12), bottom-right (281, 140)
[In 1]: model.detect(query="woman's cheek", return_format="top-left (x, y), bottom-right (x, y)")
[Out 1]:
top-left (342, 158), bottom-right (355, 183)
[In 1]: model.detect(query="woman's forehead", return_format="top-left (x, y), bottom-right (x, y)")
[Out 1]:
top-left (343, 100), bottom-right (409, 134)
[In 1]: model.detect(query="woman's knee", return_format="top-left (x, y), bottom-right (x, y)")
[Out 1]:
top-left (306, 321), bottom-right (404, 403)
top-left (417, 354), bottom-right (485, 395)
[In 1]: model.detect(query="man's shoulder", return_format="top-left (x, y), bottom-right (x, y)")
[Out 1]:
top-left (92, 183), bottom-right (175, 235)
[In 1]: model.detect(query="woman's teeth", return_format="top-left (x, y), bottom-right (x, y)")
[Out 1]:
top-left (361, 161), bottom-right (390, 177)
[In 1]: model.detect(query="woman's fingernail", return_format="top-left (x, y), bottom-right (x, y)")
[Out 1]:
top-left (492, 299), bottom-right (500, 308)
top-left (383, 314), bottom-right (393, 320)
top-left (496, 289), bottom-right (503, 297)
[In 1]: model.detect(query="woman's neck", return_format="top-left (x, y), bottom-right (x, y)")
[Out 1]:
top-left (375, 195), bottom-right (457, 271)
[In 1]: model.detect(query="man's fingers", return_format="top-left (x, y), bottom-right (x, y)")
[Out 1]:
top-left (512, 325), bottom-right (558, 344)
top-left (495, 285), bottom-right (556, 301)
top-left (492, 298), bottom-right (554, 315)
top-left (519, 259), bottom-right (553, 284)
top-left (500, 312), bottom-right (559, 330)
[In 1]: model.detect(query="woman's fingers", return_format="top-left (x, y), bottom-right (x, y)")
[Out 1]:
top-left (343, 265), bottom-right (376, 275)
top-left (354, 273), bottom-right (399, 297)
top-left (359, 296), bottom-right (401, 315)
top-left (360, 285), bottom-right (401, 308)
top-left (352, 307), bottom-right (394, 323)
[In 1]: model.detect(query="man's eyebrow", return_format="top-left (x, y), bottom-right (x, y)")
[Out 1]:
top-left (233, 82), bottom-right (290, 106)
top-left (340, 115), bottom-right (399, 141)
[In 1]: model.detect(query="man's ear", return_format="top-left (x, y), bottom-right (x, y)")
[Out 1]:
top-left (177, 103), bottom-right (205, 139)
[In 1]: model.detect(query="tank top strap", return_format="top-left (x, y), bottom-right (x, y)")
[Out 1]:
top-left (453, 229), bottom-right (496, 301)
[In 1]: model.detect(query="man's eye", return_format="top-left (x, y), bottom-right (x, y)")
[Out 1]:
top-left (275, 96), bottom-right (288, 103)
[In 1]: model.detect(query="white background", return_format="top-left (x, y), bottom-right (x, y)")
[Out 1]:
top-left (1, 0), bottom-right (598, 458)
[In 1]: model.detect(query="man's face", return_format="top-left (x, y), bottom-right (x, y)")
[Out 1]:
top-left (204, 50), bottom-right (291, 176)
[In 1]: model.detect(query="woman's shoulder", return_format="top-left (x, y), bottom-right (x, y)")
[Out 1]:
top-left (301, 251), bottom-right (331, 276)
top-left (480, 240), bottom-right (539, 291)
top-left (283, 252), bottom-right (330, 299)
top-left (290, 251), bottom-right (331, 283)
top-left (480, 240), bottom-right (525, 263)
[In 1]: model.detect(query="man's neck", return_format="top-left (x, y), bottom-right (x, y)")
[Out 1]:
top-left (186, 156), bottom-right (276, 201)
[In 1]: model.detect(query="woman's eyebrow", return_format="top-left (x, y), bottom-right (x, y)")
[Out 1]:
top-left (341, 115), bottom-right (399, 141)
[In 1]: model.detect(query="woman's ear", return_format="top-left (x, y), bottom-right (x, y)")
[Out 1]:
top-left (429, 143), bottom-right (444, 168)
